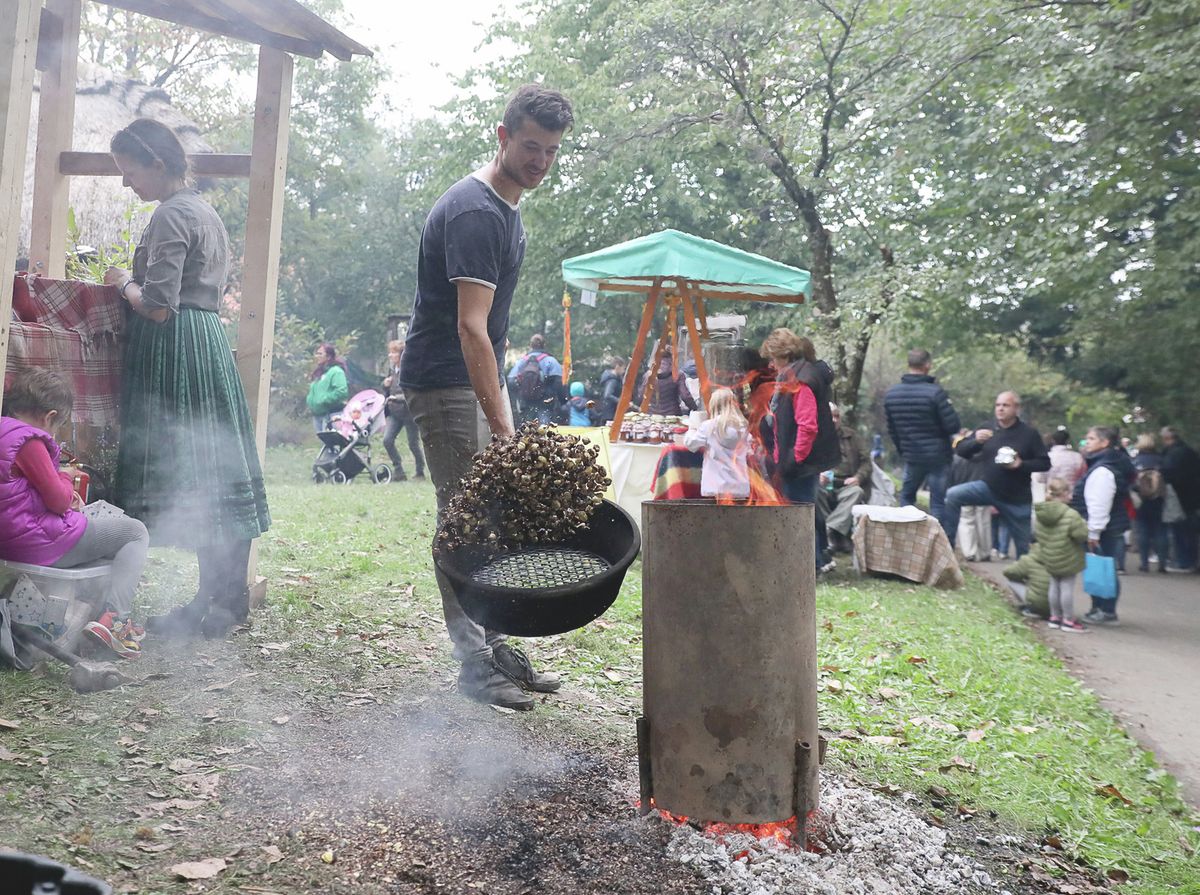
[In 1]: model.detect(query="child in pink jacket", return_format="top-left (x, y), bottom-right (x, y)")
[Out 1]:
top-left (0, 369), bottom-right (148, 657)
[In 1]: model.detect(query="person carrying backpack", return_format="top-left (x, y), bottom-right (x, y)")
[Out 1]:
top-left (506, 334), bottom-right (563, 424)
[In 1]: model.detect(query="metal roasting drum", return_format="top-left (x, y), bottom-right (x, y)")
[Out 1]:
top-left (639, 500), bottom-right (819, 826)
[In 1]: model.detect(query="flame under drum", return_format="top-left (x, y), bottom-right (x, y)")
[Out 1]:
top-left (639, 499), bottom-right (820, 836)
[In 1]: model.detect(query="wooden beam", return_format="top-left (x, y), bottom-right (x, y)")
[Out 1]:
top-left (60, 151), bottom-right (253, 178)
top-left (237, 46), bottom-right (292, 592)
top-left (640, 304), bottom-right (676, 413)
top-left (0, 0), bottom-right (42, 416)
top-left (679, 283), bottom-right (712, 409)
top-left (35, 6), bottom-right (61, 72)
top-left (29, 0), bottom-right (81, 280)
top-left (101, 0), bottom-right (326, 59)
top-left (608, 279), bottom-right (661, 443)
top-left (237, 46), bottom-right (292, 459)
top-left (211, 0), bottom-right (371, 60)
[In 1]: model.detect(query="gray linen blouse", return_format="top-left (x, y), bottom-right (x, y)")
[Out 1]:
top-left (132, 188), bottom-right (230, 313)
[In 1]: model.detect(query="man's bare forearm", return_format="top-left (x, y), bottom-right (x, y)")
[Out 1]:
top-left (461, 328), bottom-right (514, 438)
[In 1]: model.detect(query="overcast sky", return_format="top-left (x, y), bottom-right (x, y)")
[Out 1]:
top-left (339, 0), bottom-right (519, 123)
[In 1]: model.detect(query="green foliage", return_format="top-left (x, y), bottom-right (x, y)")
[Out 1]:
top-left (76, 0), bottom-right (1200, 436)
top-left (64, 202), bottom-right (148, 283)
top-left (895, 0), bottom-right (1200, 436)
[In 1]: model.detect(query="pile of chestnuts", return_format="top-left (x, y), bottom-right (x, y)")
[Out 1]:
top-left (434, 422), bottom-right (612, 555)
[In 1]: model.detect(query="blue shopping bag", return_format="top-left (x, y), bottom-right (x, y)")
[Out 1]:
top-left (1083, 553), bottom-right (1118, 598)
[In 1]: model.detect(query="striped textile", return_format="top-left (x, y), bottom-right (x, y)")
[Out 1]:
top-left (5, 277), bottom-right (124, 427)
top-left (115, 306), bottom-right (269, 548)
top-left (651, 444), bottom-right (703, 501)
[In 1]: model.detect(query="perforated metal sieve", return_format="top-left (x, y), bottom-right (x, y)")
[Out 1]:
top-left (469, 547), bottom-right (610, 590)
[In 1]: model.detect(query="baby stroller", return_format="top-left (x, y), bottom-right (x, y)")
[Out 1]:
top-left (312, 389), bottom-right (393, 484)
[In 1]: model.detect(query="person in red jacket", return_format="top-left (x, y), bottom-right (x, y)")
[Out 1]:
top-left (758, 329), bottom-right (841, 571)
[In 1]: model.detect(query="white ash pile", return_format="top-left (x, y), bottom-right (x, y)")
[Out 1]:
top-left (435, 423), bottom-right (611, 555)
top-left (662, 772), bottom-right (1006, 895)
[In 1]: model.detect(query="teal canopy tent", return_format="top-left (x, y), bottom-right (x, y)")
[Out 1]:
top-left (561, 229), bottom-right (810, 302)
top-left (560, 229), bottom-right (810, 440)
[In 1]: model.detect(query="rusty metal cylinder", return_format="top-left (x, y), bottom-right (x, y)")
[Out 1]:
top-left (641, 500), bottom-right (817, 823)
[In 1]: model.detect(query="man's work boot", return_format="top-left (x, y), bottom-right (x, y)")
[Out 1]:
top-left (493, 643), bottom-right (562, 693)
top-left (458, 656), bottom-right (535, 711)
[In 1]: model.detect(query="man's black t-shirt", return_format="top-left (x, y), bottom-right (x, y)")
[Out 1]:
top-left (399, 175), bottom-right (526, 390)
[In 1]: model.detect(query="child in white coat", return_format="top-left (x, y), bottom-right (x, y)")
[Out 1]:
top-left (684, 388), bottom-right (752, 499)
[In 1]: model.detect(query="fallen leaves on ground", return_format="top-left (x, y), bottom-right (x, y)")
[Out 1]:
top-left (171, 857), bottom-right (226, 880)
top-left (964, 721), bottom-right (996, 742)
top-left (1095, 783), bottom-right (1134, 806)
top-left (939, 755), bottom-right (975, 773)
top-left (908, 716), bottom-right (960, 733)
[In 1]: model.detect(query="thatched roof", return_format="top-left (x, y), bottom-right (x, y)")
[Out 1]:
top-left (19, 63), bottom-right (216, 260)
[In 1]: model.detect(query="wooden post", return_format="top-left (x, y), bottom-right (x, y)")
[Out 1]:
top-left (640, 299), bottom-right (676, 413)
top-left (608, 279), bottom-right (661, 443)
top-left (237, 46), bottom-right (292, 460)
top-left (237, 46), bottom-right (292, 598)
top-left (28, 0), bottom-right (81, 279)
top-left (0, 0), bottom-right (42, 416)
top-left (679, 282), bottom-right (711, 408)
top-left (696, 297), bottom-right (709, 339)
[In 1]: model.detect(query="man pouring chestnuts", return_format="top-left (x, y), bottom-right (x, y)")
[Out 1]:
top-left (398, 84), bottom-right (575, 711)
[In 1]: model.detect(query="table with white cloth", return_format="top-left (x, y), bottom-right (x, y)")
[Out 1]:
top-left (606, 441), bottom-right (667, 530)
top-left (850, 505), bottom-right (963, 589)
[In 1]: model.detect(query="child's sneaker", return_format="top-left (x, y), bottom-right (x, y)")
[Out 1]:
top-left (1059, 618), bottom-right (1087, 633)
top-left (1047, 616), bottom-right (1062, 629)
top-left (85, 611), bottom-right (142, 659)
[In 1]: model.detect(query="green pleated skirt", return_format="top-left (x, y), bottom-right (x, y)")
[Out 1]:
top-left (115, 307), bottom-right (271, 548)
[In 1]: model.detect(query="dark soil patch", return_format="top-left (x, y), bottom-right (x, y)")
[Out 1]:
top-left (224, 695), bottom-right (707, 894)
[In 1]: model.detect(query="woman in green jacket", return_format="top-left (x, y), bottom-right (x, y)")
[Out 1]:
top-left (307, 343), bottom-right (349, 433)
top-left (1032, 478), bottom-right (1089, 631)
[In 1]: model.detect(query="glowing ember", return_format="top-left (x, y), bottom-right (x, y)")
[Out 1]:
top-left (637, 799), bottom-right (816, 851)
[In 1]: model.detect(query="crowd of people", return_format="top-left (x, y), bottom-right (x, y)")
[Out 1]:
top-left (4, 88), bottom-right (1196, 714)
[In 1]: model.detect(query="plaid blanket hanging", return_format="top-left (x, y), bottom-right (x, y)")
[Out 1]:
top-left (6, 276), bottom-right (124, 428)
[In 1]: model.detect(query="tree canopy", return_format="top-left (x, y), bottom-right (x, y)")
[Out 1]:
top-left (77, 0), bottom-right (1200, 436)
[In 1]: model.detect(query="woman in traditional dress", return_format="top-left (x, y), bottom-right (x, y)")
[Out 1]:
top-left (104, 118), bottom-right (270, 639)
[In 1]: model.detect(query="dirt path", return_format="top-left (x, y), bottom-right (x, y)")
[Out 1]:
top-left (968, 561), bottom-right (1200, 808)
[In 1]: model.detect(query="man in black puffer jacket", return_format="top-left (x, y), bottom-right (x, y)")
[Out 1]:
top-left (884, 349), bottom-right (961, 532)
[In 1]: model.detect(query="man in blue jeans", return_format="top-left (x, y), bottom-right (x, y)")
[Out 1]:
top-left (884, 349), bottom-right (961, 533)
top-left (944, 392), bottom-right (1050, 558)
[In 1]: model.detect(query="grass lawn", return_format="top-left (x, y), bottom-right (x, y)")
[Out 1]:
top-left (0, 445), bottom-right (1196, 894)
